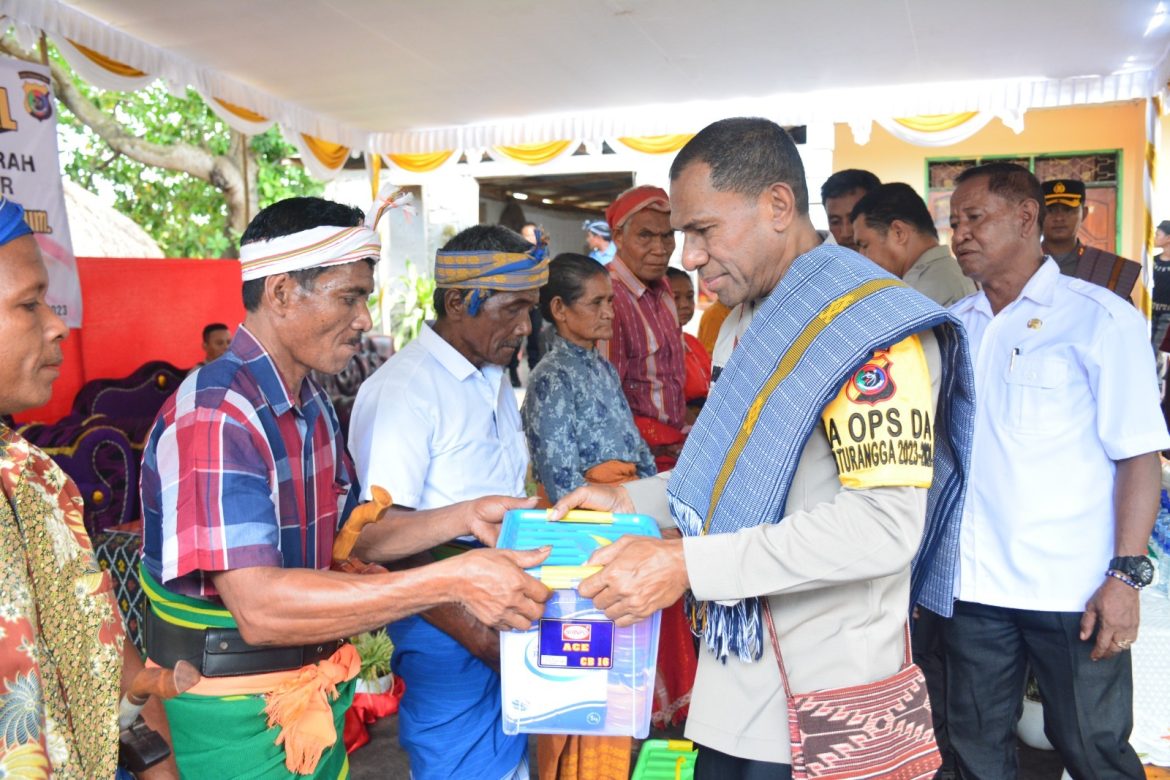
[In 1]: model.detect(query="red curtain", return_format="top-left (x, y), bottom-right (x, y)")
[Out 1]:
top-left (15, 257), bottom-right (244, 424)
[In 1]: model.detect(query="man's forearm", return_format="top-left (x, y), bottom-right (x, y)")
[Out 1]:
top-left (121, 638), bottom-right (179, 779)
top-left (212, 563), bottom-right (465, 646)
top-left (386, 553), bottom-right (501, 669)
top-left (1112, 452), bottom-right (1161, 556)
top-left (352, 504), bottom-right (466, 561)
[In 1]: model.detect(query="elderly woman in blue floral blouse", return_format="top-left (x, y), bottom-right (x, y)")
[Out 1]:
top-left (522, 253), bottom-right (656, 504)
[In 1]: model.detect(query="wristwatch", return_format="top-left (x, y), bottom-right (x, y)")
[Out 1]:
top-left (1106, 556), bottom-right (1155, 589)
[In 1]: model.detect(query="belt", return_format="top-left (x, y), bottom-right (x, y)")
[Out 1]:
top-left (145, 609), bottom-right (347, 677)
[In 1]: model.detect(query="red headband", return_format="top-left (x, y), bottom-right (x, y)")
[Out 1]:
top-left (606, 185), bottom-right (670, 231)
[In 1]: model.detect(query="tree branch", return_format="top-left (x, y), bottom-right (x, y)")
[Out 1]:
top-left (0, 33), bottom-right (252, 239)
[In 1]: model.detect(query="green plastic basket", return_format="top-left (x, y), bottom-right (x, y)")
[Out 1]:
top-left (631, 739), bottom-right (697, 780)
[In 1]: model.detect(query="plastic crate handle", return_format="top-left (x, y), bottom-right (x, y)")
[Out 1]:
top-left (549, 509), bottom-right (616, 524)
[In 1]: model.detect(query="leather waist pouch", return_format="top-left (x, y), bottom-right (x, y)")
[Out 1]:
top-left (145, 609), bottom-right (345, 677)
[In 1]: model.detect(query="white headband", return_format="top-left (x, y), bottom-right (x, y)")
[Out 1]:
top-left (237, 188), bottom-right (413, 282)
top-left (238, 225), bottom-right (379, 282)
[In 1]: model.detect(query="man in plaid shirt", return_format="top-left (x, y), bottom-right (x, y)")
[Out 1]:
top-left (139, 197), bottom-right (549, 778)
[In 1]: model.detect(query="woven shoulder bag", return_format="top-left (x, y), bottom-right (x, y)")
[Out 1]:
top-left (763, 608), bottom-right (941, 779)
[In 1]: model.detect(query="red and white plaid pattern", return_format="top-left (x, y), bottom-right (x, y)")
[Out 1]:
top-left (600, 256), bottom-right (686, 432)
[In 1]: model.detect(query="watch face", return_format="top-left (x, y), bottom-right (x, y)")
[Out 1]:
top-left (1115, 556), bottom-right (1156, 586)
top-left (1132, 557), bottom-right (1155, 586)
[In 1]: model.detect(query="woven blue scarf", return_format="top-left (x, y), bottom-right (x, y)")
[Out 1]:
top-left (668, 243), bottom-right (975, 662)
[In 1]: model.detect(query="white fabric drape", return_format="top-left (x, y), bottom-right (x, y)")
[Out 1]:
top-left (2, 0), bottom-right (1165, 160)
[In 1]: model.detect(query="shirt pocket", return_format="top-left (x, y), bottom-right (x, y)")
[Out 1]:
top-left (1004, 355), bottom-right (1069, 434)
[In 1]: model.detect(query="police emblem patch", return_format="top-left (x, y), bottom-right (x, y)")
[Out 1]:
top-left (846, 351), bottom-right (896, 405)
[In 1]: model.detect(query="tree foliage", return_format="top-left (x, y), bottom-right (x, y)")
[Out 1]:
top-left (0, 36), bottom-right (324, 258)
top-left (53, 50), bottom-right (323, 257)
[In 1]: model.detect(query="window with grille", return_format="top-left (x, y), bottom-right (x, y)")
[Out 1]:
top-left (926, 152), bottom-right (1120, 253)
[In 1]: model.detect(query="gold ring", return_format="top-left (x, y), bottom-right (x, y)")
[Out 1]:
top-left (1114, 638), bottom-right (1132, 649)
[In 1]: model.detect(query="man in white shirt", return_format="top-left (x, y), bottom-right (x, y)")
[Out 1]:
top-left (349, 224), bottom-right (547, 780)
top-left (946, 162), bottom-right (1167, 779)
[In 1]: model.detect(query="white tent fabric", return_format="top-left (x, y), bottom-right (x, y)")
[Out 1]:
top-left (3, 0), bottom-right (1168, 171)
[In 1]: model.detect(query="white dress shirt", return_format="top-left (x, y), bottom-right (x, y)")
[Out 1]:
top-left (950, 259), bottom-right (1170, 612)
top-left (348, 323), bottom-right (527, 509)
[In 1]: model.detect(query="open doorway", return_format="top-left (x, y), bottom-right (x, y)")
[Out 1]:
top-left (478, 172), bottom-right (634, 257)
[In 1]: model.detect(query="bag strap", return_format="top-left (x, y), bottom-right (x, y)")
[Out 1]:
top-left (762, 605), bottom-right (914, 699)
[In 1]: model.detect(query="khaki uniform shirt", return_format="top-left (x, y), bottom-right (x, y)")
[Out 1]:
top-left (903, 245), bottom-right (976, 307)
top-left (626, 330), bottom-right (942, 764)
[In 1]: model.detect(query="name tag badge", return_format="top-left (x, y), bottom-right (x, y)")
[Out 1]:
top-left (537, 619), bottom-right (614, 669)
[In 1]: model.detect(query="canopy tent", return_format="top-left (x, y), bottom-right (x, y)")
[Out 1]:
top-left (5, 0), bottom-right (1170, 179)
top-left (6, 0), bottom-right (1170, 426)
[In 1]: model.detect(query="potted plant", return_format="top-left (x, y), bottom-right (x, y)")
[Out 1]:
top-left (1016, 672), bottom-right (1054, 750)
top-left (352, 629), bottom-right (395, 694)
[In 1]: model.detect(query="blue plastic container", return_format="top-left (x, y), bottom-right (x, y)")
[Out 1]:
top-left (497, 509), bottom-right (662, 737)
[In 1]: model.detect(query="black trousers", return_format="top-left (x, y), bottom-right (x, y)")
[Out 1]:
top-left (694, 743), bottom-right (792, 780)
top-left (913, 607), bottom-right (954, 772)
top-left (941, 600), bottom-right (1143, 780)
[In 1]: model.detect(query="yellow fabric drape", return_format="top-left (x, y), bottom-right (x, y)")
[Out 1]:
top-left (386, 150), bottom-right (454, 173)
top-left (368, 153), bottom-right (382, 200)
top-left (299, 135), bottom-right (350, 171)
top-left (892, 113), bottom-right (979, 133)
top-left (65, 38), bottom-right (147, 78)
top-left (213, 97), bottom-right (268, 124)
top-left (617, 134), bottom-right (695, 154)
top-left (494, 140), bottom-right (573, 165)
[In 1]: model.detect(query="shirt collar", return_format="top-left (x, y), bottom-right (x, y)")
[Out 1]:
top-left (230, 324), bottom-right (308, 416)
top-left (610, 255), bottom-right (668, 299)
top-left (966, 256), bottom-right (1059, 319)
top-left (911, 244), bottom-right (951, 270)
top-left (1018, 257), bottom-right (1060, 306)
top-left (548, 330), bottom-right (594, 358)
top-left (417, 321), bottom-right (478, 381)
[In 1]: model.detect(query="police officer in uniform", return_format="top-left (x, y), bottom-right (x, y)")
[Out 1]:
top-left (1041, 178), bottom-right (1140, 299)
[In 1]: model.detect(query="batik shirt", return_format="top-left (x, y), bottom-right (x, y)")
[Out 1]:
top-left (522, 333), bottom-right (656, 502)
top-left (140, 325), bottom-right (358, 598)
top-left (0, 426), bottom-right (123, 779)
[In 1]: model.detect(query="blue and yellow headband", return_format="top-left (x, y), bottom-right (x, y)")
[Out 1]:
top-left (434, 230), bottom-right (550, 315)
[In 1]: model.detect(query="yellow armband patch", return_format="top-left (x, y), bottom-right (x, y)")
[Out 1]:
top-left (821, 333), bottom-right (934, 489)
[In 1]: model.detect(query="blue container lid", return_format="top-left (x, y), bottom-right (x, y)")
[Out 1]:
top-left (497, 509), bottom-right (661, 584)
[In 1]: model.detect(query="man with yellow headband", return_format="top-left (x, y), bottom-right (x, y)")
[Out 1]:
top-left (349, 224), bottom-right (547, 780)
top-left (139, 199), bottom-right (550, 779)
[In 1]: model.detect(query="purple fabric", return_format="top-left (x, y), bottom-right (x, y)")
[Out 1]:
top-left (18, 419), bottom-right (137, 537)
top-left (71, 361), bottom-right (187, 446)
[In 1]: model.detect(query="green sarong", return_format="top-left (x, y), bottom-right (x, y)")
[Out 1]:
top-left (141, 568), bottom-right (355, 779)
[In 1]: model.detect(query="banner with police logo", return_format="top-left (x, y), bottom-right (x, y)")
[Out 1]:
top-left (0, 58), bottom-right (81, 327)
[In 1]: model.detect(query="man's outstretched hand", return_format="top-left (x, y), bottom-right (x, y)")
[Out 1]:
top-left (465, 495), bottom-right (539, 546)
top-left (453, 547), bottom-right (551, 630)
top-left (549, 484), bottom-right (635, 519)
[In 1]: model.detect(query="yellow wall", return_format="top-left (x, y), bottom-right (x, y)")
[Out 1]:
top-left (832, 101), bottom-right (1147, 261)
